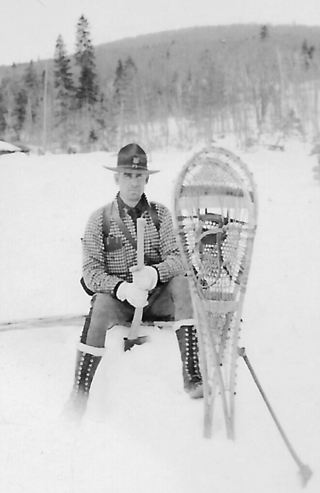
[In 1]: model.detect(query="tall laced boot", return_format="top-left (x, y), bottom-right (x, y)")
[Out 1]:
top-left (62, 342), bottom-right (105, 422)
top-left (175, 325), bottom-right (203, 399)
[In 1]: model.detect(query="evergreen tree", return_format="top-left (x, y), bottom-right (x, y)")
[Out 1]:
top-left (13, 88), bottom-right (28, 135)
top-left (122, 57), bottom-right (139, 118)
top-left (113, 60), bottom-right (125, 105)
top-left (95, 73), bottom-right (116, 139)
top-left (302, 39), bottom-right (315, 70)
top-left (260, 25), bottom-right (269, 41)
top-left (53, 35), bottom-right (75, 122)
top-left (75, 15), bottom-right (98, 107)
top-left (23, 61), bottom-right (40, 125)
top-left (112, 56), bottom-right (140, 143)
top-left (112, 59), bottom-right (126, 144)
top-left (0, 68), bottom-right (23, 139)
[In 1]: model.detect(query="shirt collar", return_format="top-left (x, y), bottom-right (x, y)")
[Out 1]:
top-left (116, 192), bottom-right (150, 218)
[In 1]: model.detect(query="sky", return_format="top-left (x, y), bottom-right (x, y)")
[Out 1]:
top-left (1, 0), bottom-right (320, 66)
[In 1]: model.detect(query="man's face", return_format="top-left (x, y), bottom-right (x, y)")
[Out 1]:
top-left (115, 172), bottom-right (149, 206)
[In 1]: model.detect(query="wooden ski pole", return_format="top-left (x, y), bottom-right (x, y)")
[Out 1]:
top-left (238, 347), bottom-right (313, 486)
top-left (124, 217), bottom-right (147, 351)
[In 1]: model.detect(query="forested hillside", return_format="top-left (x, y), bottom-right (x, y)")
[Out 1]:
top-left (1, 21), bottom-right (320, 152)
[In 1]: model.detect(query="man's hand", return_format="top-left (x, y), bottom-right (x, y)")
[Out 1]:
top-left (130, 266), bottom-right (158, 291)
top-left (116, 281), bottom-right (148, 308)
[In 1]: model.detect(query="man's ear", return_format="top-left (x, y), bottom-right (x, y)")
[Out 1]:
top-left (146, 175), bottom-right (149, 184)
top-left (114, 173), bottom-right (119, 185)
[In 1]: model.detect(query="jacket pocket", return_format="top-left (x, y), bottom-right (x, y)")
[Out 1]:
top-left (103, 239), bottom-right (127, 275)
top-left (104, 236), bottom-right (123, 252)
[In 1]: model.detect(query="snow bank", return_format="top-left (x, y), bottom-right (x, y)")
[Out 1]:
top-left (0, 142), bottom-right (319, 492)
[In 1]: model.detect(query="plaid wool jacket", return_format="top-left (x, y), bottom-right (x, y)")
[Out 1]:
top-left (82, 194), bottom-right (185, 294)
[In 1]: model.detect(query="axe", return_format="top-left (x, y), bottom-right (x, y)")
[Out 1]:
top-left (124, 217), bottom-right (148, 351)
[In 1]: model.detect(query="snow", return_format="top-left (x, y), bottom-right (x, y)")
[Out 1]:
top-left (0, 140), bottom-right (319, 492)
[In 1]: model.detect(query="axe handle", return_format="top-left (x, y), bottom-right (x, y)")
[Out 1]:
top-left (127, 218), bottom-right (146, 340)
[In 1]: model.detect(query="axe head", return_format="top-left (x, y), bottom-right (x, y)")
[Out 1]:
top-left (123, 335), bottom-right (148, 352)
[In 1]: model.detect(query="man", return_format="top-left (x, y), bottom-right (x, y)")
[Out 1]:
top-left (64, 143), bottom-right (203, 420)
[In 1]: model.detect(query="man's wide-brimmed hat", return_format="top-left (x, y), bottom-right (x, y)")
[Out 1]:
top-left (104, 143), bottom-right (159, 174)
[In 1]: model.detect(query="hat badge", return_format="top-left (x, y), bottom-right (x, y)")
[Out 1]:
top-left (132, 156), bottom-right (140, 168)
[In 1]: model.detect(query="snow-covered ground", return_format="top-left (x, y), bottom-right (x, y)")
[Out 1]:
top-left (0, 139), bottom-right (319, 492)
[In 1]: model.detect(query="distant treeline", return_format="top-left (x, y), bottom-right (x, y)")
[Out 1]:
top-left (1, 20), bottom-right (320, 152)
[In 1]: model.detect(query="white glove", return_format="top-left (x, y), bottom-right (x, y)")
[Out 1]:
top-left (116, 281), bottom-right (148, 308)
top-left (130, 266), bottom-right (158, 291)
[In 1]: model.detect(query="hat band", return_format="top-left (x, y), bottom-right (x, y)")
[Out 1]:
top-left (117, 164), bottom-right (148, 171)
